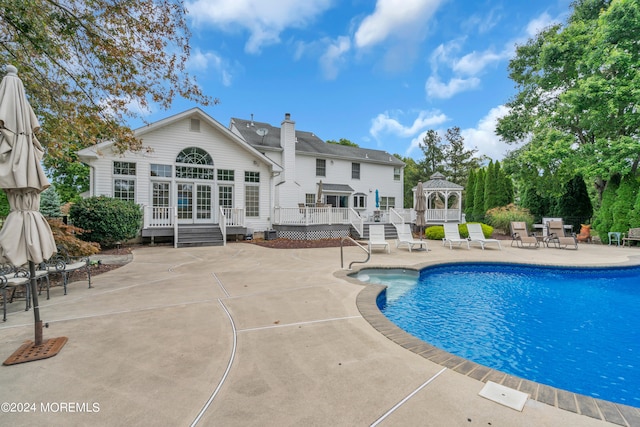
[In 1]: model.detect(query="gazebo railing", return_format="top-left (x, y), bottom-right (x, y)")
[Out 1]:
top-left (426, 209), bottom-right (461, 222)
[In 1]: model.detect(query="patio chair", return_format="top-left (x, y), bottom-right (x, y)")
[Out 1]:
top-left (510, 222), bottom-right (539, 248)
top-left (40, 244), bottom-right (92, 295)
top-left (368, 224), bottom-right (390, 253)
top-left (0, 264), bottom-right (31, 315)
top-left (467, 223), bottom-right (502, 250)
top-left (394, 223), bottom-right (428, 252)
top-left (442, 223), bottom-right (470, 250)
top-left (546, 220), bottom-right (578, 249)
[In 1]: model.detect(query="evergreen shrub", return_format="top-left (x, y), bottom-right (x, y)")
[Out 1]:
top-left (69, 196), bottom-right (142, 247)
top-left (425, 225), bottom-right (444, 240)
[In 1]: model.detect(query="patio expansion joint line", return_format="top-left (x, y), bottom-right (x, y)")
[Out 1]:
top-left (190, 298), bottom-right (237, 427)
top-left (211, 272), bottom-right (230, 298)
top-left (0, 299), bottom-right (219, 329)
top-left (370, 367), bottom-right (447, 427)
top-left (238, 315), bottom-right (362, 332)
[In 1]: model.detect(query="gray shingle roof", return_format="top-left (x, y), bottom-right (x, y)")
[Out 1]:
top-left (231, 117), bottom-right (405, 166)
top-left (421, 172), bottom-right (464, 190)
top-left (322, 184), bottom-right (354, 192)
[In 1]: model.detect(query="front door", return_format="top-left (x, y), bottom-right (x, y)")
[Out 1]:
top-left (177, 183), bottom-right (213, 223)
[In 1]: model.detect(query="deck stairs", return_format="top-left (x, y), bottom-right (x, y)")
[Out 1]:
top-left (351, 223), bottom-right (399, 240)
top-left (177, 224), bottom-right (224, 248)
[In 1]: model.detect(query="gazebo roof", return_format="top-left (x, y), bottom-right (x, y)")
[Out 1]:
top-left (417, 172), bottom-right (464, 191)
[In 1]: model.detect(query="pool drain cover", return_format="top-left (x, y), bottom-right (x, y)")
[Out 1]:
top-left (3, 337), bottom-right (68, 365)
top-left (479, 381), bottom-right (528, 411)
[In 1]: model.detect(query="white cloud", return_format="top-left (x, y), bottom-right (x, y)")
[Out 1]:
top-left (186, 0), bottom-right (333, 53)
top-left (319, 36), bottom-right (351, 80)
top-left (426, 75), bottom-right (480, 99)
top-left (188, 49), bottom-right (236, 86)
top-left (429, 39), bottom-right (464, 72)
top-left (354, 0), bottom-right (444, 49)
top-left (460, 105), bottom-right (519, 160)
top-left (452, 50), bottom-right (506, 76)
top-left (425, 10), bottom-right (562, 100)
top-left (370, 110), bottom-right (448, 140)
top-left (526, 12), bottom-right (556, 37)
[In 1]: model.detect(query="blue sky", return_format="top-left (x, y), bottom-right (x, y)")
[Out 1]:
top-left (132, 0), bottom-right (572, 161)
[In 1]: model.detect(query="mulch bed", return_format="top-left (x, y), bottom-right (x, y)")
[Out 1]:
top-left (245, 238), bottom-right (358, 249)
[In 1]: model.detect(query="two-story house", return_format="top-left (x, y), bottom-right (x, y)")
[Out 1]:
top-left (77, 108), bottom-right (405, 246)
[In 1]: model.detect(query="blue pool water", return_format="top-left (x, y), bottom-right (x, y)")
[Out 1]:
top-left (358, 263), bottom-right (640, 407)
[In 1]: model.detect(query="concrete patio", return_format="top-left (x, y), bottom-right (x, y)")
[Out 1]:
top-left (0, 240), bottom-right (639, 426)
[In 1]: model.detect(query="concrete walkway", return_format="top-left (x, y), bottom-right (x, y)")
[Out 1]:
top-left (1, 240), bottom-right (639, 426)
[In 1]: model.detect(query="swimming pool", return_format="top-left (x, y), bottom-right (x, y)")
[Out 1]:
top-left (357, 263), bottom-right (640, 408)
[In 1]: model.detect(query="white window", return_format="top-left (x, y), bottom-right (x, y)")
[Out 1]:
top-left (353, 194), bottom-right (366, 209)
top-left (175, 147), bottom-right (214, 180)
top-left (150, 164), bottom-right (172, 177)
top-left (305, 193), bottom-right (315, 206)
top-left (113, 161), bottom-right (136, 201)
top-left (394, 167), bottom-right (401, 181)
top-left (352, 163), bottom-right (360, 179)
top-left (316, 159), bottom-right (326, 177)
top-left (114, 179), bottom-right (135, 202)
top-left (380, 196), bottom-right (395, 211)
top-left (219, 185), bottom-right (233, 208)
top-left (245, 172), bottom-right (260, 217)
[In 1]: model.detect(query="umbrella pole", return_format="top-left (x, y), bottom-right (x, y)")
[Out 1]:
top-left (29, 261), bottom-right (43, 346)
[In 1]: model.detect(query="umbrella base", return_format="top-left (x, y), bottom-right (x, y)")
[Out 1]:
top-left (3, 336), bottom-right (68, 365)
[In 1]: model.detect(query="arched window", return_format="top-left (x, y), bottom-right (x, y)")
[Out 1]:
top-left (175, 147), bottom-right (214, 180)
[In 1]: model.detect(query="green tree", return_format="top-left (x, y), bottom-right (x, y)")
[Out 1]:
top-left (472, 168), bottom-right (486, 221)
top-left (0, 191), bottom-right (9, 217)
top-left (483, 161), bottom-right (498, 212)
top-left (1, 0), bottom-right (215, 162)
top-left (443, 126), bottom-right (481, 186)
top-left (394, 154), bottom-right (421, 208)
top-left (40, 186), bottom-right (62, 217)
top-left (556, 175), bottom-right (594, 223)
top-left (611, 175), bottom-right (639, 232)
top-left (496, 0), bottom-right (640, 200)
top-left (630, 186), bottom-right (640, 227)
top-left (326, 138), bottom-right (359, 147)
top-left (44, 153), bottom-right (89, 203)
top-left (464, 169), bottom-right (477, 220)
top-left (519, 186), bottom-right (551, 224)
top-left (418, 130), bottom-right (446, 179)
top-left (592, 174), bottom-right (621, 240)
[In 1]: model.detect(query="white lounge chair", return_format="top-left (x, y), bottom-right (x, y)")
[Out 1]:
top-left (368, 225), bottom-right (390, 253)
top-left (467, 223), bottom-right (502, 250)
top-left (442, 223), bottom-right (470, 249)
top-left (394, 223), bottom-right (428, 252)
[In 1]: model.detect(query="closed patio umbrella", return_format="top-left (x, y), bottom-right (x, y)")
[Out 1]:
top-left (415, 182), bottom-right (427, 239)
top-left (0, 64), bottom-right (58, 353)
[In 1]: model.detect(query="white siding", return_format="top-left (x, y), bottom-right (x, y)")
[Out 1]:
top-left (85, 116), bottom-right (272, 230)
top-left (295, 154), bottom-right (403, 217)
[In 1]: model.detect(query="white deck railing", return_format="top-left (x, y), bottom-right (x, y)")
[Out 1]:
top-left (143, 206), bottom-right (246, 228)
top-left (426, 209), bottom-right (461, 222)
top-left (144, 206), bottom-right (176, 228)
top-left (221, 207), bottom-right (245, 227)
top-left (274, 207), bottom-right (355, 225)
top-left (348, 208), bottom-right (364, 237)
top-left (219, 207), bottom-right (227, 246)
